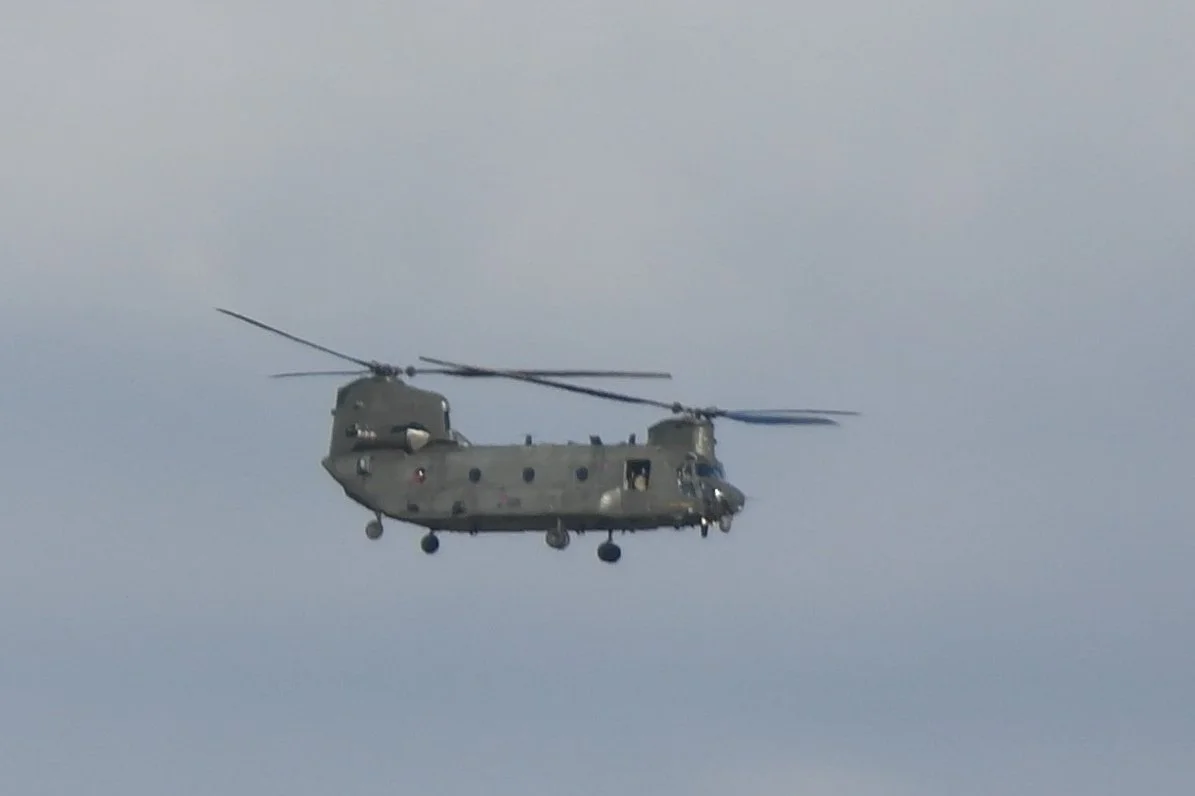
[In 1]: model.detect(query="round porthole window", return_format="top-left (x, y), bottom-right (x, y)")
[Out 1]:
top-left (575, 466), bottom-right (589, 481)
top-left (522, 467), bottom-right (535, 482)
top-left (468, 467), bottom-right (481, 483)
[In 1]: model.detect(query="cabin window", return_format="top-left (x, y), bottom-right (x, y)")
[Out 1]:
top-left (522, 467), bottom-right (535, 482)
top-left (575, 466), bottom-right (589, 481)
top-left (413, 467), bottom-right (426, 484)
top-left (468, 467), bottom-right (481, 483)
top-left (624, 459), bottom-right (651, 491)
top-left (356, 456), bottom-right (371, 476)
top-left (676, 461), bottom-right (697, 497)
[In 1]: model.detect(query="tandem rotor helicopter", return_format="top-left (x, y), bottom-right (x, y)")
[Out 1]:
top-left (218, 308), bottom-right (858, 563)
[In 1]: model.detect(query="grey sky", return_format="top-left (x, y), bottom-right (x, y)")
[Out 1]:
top-left (3, 2), bottom-right (1193, 794)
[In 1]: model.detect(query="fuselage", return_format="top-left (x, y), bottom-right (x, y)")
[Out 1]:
top-left (321, 375), bottom-right (745, 533)
top-left (322, 439), bottom-right (745, 532)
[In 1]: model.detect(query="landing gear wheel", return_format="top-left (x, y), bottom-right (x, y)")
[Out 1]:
top-left (420, 533), bottom-right (439, 554)
top-left (597, 541), bottom-right (621, 563)
top-left (546, 527), bottom-right (570, 550)
top-left (366, 520), bottom-right (383, 540)
top-left (718, 515), bottom-right (733, 533)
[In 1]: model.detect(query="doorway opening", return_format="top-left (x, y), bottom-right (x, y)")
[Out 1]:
top-left (624, 459), bottom-right (651, 491)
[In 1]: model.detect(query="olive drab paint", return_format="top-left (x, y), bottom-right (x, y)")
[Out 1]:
top-left (218, 309), bottom-right (856, 563)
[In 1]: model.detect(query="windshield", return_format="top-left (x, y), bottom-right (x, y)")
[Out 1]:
top-left (696, 462), bottom-right (725, 479)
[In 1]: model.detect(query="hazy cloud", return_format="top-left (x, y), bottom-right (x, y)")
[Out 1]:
top-left (2, 2), bottom-right (1193, 794)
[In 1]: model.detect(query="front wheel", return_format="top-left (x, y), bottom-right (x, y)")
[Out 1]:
top-left (597, 541), bottom-right (621, 563)
top-left (546, 527), bottom-right (570, 550)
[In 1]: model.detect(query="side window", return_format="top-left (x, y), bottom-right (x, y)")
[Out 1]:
top-left (676, 460), bottom-right (696, 496)
top-left (624, 459), bottom-right (651, 491)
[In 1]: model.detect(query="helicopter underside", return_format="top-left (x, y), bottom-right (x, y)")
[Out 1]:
top-left (373, 509), bottom-right (735, 563)
top-left (340, 483), bottom-right (727, 534)
top-left (396, 509), bottom-right (705, 534)
top-left (340, 484), bottom-right (736, 563)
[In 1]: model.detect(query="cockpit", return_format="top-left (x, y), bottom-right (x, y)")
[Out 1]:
top-left (677, 457), bottom-right (726, 499)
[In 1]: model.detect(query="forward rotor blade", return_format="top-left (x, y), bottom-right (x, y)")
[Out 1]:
top-left (419, 356), bottom-right (854, 428)
top-left (419, 356), bottom-right (679, 411)
top-left (216, 308), bottom-right (375, 370)
top-left (269, 370), bottom-right (370, 378)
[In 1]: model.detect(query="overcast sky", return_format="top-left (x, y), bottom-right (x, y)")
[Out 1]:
top-left (3, 2), bottom-right (1193, 794)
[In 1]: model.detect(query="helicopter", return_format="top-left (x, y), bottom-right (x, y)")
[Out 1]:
top-left (218, 308), bottom-right (858, 563)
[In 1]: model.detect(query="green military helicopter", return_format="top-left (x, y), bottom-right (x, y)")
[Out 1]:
top-left (219, 309), bottom-right (857, 563)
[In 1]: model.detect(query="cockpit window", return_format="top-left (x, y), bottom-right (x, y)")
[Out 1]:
top-left (696, 462), bottom-right (725, 479)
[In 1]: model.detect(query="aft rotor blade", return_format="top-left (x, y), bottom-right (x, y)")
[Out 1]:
top-left (732, 408), bottom-right (861, 417)
top-left (419, 356), bottom-right (680, 411)
top-left (266, 365), bottom-right (670, 379)
top-left (434, 368), bottom-right (672, 379)
top-left (717, 410), bottom-right (841, 426)
top-left (216, 308), bottom-right (376, 370)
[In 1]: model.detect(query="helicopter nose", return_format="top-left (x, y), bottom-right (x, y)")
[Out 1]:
top-left (716, 483), bottom-right (747, 513)
top-left (727, 484), bottom-right (746, 512)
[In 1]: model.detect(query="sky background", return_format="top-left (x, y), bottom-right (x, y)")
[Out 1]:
top-left (2, 2), bottom-right (1193, 793)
